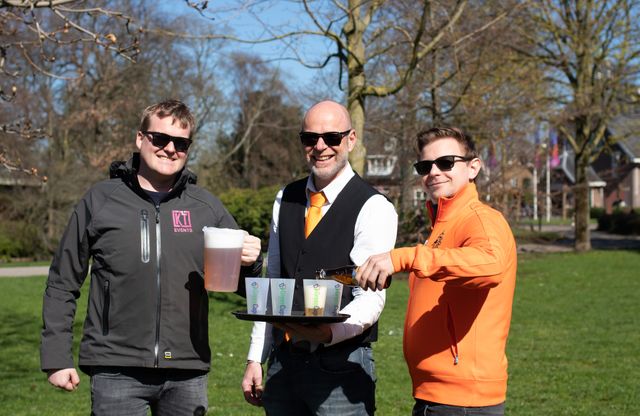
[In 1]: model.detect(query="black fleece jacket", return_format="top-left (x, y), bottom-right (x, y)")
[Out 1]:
top-left (41, 154), bottom-right (262, 373)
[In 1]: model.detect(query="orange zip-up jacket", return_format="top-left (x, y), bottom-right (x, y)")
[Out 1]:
top-left (390, 182), bottom-right (517, 407)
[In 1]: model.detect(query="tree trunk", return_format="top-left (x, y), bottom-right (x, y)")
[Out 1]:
top-left (348, 97), bottom-right (366, 175)
top-left (345, 0), bottom-right (367, 175)
top-left (573, 151), bottom-right (591, 251)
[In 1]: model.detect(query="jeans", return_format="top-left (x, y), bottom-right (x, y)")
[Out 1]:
top-left (262, 343), bottom-right (376, 416)
top-left (412, 399), bottom-right (505, 416)
top-left (89, 367), bottom-right (208, 416)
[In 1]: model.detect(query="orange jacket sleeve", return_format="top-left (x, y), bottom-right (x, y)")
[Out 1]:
top-left (390, 206), bottom-right (515, 289)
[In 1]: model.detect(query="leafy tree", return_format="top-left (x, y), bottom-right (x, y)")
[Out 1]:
top-left (514, 0), bottom-right (640, 250)
top-left (365, 0), bottom-right (545, 234)
top-left (0, 1), bottom-right (226, 255)
top-left (173, 0), bottom-right (494, 174)
top-left (0, 0), bottom-right (140, 175)
top-left (197, 53), bottom-right (305, 192)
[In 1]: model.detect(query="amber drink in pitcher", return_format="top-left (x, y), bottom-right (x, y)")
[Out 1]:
top-left (203, 227), bottom-right (246, 292)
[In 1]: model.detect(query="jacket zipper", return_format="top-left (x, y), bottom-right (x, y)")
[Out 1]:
top-left (153, 204), bottom-right (162, 367)
top-left (140, 210), bottom-right (150, 263)
top-left (446, 303), bottom-right (460, 365)
top-left (102, 280), bottom-right (110, 336)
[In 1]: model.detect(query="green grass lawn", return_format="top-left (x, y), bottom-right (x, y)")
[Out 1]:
top-left (1, 250), bottom-right (638, 415)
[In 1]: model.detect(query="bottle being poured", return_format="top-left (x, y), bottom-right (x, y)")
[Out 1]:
top-left (315, 265), bottom-right (391, 288)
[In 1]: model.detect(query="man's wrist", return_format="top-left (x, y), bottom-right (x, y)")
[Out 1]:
top-left (246, 359), bottom-right (261, 366)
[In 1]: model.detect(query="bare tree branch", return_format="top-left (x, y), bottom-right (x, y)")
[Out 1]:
top-left (1, 0), bottom-right (78, 7)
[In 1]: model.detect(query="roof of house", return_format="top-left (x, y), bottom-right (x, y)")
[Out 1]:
top-left (608, 115), bottom-right (640, 160)
top-left (557, 148), bottom-right (605, 186)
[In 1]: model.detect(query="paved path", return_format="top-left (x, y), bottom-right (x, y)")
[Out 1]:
top-left (517, 224), bottom-right (640, 253)
top-left (0, 266), bottom-right (49, 278)
top-left (1, 226), bottom-right (638, 275)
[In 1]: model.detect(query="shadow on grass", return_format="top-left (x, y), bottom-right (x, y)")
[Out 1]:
top-left (209, 291), bottom-right (246, 315)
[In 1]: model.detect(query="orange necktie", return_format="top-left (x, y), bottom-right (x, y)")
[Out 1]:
top-left (284, 191), bottom-right (326, 343)
top-left (305, 191), bottom-right (326, 238)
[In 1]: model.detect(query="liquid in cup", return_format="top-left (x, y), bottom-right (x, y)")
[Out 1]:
top-left (303, 280), bottom-right (327, 316)
top-left (203, 227), bottom-right (246, 292)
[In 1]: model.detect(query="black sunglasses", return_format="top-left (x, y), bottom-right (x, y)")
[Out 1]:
top-left (414, 155), bottom-right (473, 175)
top-left (299, 129), bottom-right (352, 147)
top-left (141, 131), bottom-right (192, 153)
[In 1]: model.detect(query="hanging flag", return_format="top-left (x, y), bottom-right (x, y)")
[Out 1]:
top-left (550, 130), bottom-right (560, 168)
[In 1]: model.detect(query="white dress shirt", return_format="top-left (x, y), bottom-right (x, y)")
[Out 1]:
top-left (247, 164), bottom-right (398, 362)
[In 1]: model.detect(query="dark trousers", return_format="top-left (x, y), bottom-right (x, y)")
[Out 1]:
top-left (412, 399), bottom-right (505, 416)
top-left (263, 342), bottom-right (376, 415)
top-left (89, 366), bottom-right (208, 416)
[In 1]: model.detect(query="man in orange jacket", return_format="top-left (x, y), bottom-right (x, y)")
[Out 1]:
top-left (355, 127), bottom-right (517, 415)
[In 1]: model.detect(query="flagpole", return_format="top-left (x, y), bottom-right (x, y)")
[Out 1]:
top-left (546, 140), bottom-right (551, 222)
top-left (533, 165), bottom-right (538, 221)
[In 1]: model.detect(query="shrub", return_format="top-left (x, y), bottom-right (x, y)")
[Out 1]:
top-left (0, 221), bottom-right (46, 261)
top-left (597, 211), bottom-right (640, 235)
top-left (590, 207), bottom-right (605, 219)
top-left (597, 213), bottom-right (612, 231)
top-left (396, 206), bottom-right (430, 246)
top-left (218, 185), bottom-right (281, 247)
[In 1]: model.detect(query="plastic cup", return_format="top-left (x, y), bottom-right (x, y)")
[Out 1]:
top-left (318, 280), bottom-right (344, 316)
top-left (270, 278), bottom-right (295, 316)
top-left (245, 277), bottom-right (270, 315)
top-left (203, 227), bottom-right (246, 292)
top-left (303, 279), bottom-right (327, 317)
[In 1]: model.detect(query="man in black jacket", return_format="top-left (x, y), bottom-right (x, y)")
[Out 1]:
top-left (41, 99), bottom-right (262, 416)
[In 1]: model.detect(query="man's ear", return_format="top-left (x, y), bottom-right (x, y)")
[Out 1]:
top-left (136, 131), bottom-right (144, 150)
top-left (468, 158), bottom-right (482, 181)
top-left (346, 129), bottom-right (357, 152)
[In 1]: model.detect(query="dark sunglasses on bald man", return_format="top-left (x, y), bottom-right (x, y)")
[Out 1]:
top-left (141, 131), bottom-right (192, 153)
top-left (299, 129), bottom-right (352, 147)
top-left (414, 155), bottom-right (474, 175)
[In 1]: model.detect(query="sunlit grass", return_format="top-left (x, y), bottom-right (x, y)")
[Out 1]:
top-left (1, 250), bottom-right (638, 414)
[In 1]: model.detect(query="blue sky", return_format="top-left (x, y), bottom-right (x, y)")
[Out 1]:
top-left (175, 1), bottom-right (341, 89)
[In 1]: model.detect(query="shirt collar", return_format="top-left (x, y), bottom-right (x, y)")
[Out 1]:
top-left (305, 163), bottom-right (355, 204)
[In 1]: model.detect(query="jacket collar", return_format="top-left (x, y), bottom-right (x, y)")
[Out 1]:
top-left (427, 182), bottom-right (478, 223)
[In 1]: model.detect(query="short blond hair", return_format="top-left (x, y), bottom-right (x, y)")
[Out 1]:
top-left (139, 99), bottom-right (196, 138)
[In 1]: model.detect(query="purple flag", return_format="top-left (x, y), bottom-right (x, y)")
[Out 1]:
top-left (550, 131), bottom-right (560, 168)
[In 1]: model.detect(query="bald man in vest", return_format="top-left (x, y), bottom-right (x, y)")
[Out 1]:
top-left (241, 100), bottom-right (398, 415)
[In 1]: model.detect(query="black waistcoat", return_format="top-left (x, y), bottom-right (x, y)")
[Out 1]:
top-left (278, 173), bottom-right (380, 345)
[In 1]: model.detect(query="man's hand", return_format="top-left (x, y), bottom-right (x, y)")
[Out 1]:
top-left (241, 361), bottom-right (264, 406)
top-left (47, 368), bottom-right (80, 391)
top-left (241, 234), bottom-right (262, 266)
top-left (355, 252), bottom-right (395, 291)
top-left (275, 322), bottom-right (333, 344)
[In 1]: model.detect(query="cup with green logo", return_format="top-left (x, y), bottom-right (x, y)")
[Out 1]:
top-left (245, 277), bottom-right (269, 315)
top-left (269, 278), bottom-right (295, 316)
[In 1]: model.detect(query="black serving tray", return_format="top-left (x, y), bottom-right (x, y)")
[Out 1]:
top-left (232, 310), bottom-right (350, 324)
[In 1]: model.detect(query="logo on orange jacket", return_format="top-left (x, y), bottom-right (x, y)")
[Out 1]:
top-left (431, 231), bottom-right (444, 248)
